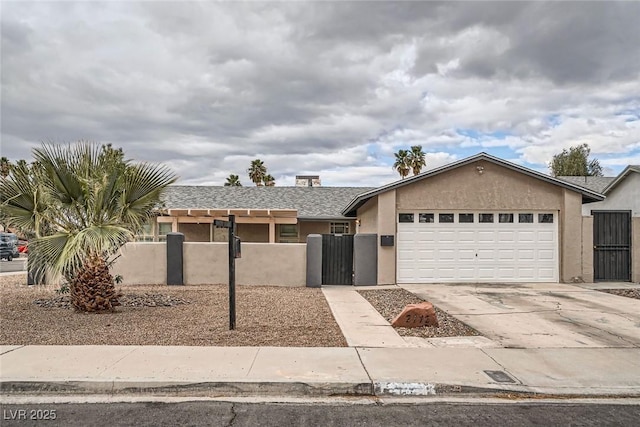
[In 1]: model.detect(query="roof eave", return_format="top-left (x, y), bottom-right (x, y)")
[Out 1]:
top-left (602, 166), bottom-right (639, 194)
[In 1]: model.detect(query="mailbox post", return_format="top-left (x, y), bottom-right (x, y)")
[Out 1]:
top-left (214, 214), bottom-right (241, 330)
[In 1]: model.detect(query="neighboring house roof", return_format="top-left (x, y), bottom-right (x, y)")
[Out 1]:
top-left (556, 176), bottom-right (616, 193)
top-left (342, 152), bottom-right (606, 217)
top-left (162, 186), bottom-right (375, 220)
top-left (601, 165), bottom-right (640, 194)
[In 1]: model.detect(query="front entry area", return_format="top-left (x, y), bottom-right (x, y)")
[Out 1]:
top-left (397, 211), bottom-right (559, 283)
top-left (593, 211), bottom-right (631, 282)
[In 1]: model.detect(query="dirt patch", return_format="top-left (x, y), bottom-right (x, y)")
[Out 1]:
top-left (0, 281), bottom-right (347, 347)
top-left (598, 288), bottom-right (640, 300)
top-left (358, 288), bottom-right (480, 338)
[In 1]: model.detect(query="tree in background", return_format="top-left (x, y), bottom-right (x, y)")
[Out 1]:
top-left (408, 145), bottom-right (426, 176)
top-left (549, 143), bottom-right (603, 177)
top-left (0, 142), bottom-right (177, 312)
top-left (224, 174), bottom-right (242, 186)
top-left (393, 149), bottom-right (411, 179)
top-left (263, 174), bottom-right (275, 186)
top-left (0, 157), bottom-right (11, 180)
top-left (248, 159), bottom-right (267, 186)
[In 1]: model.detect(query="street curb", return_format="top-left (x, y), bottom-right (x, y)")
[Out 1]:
top-left (0, 381), bottom-right (374, 397)
top-left (3, 380), bottom-right (640, 399)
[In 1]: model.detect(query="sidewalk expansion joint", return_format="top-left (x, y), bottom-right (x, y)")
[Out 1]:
top-left (354, 347), bottom-right (375, 392)
top-left (97, 347), bottom-right (139, 378)
top-left (0, 345), bottom-right (25, 356)
top-left (246, 348), bottom-right (260, 377)
top-left (480, 348), bottom-right (522, 386)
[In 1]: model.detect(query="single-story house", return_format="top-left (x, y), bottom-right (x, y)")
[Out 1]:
top-left (146, 153), bottom-right (638, 285)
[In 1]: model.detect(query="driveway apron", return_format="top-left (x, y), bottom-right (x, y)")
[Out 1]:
top-left (400, 283), bottom-right (640, 348)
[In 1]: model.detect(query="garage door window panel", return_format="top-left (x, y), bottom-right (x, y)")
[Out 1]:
top-left (439, 213), bottom-right (454, 223)
top-left (479, 213), bottom-right (494, 223)
top-left (539, 213), bottom-right (554, 223)
top-left (419, 213), bottom-right (434, 223)
top-left (399, 213), bottom-right (415, 223)
top-left (459, 213), bottom-right (474, 223)
top-left (519, 213), bottom-right (534, 223)
top-left (499, 213), bottom-right (514, 223)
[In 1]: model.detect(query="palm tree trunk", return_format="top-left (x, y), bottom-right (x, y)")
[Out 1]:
top-left (70, 254), bottom-right (121, 312)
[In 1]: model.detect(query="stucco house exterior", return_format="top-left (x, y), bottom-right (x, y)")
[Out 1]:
top-left (140, 153), bottom-right (638, 286)
top-left (560, 166), bottom-right (640, 283)
top-left (342, 153), bottom-right (605, 284)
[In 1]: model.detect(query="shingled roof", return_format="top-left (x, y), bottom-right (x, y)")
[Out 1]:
top-left (556, 176), bottom-right (615, 193)
top-left (162, 186), bottom-right (374, 220)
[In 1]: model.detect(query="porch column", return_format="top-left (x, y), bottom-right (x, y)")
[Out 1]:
top-left (269, 219), bottom-right (276, 243)
top-left (171, 217), bottom-right (179, 233)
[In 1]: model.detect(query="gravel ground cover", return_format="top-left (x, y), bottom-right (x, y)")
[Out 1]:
top-left (598, 288), bottom-right (640, 300)
top-left (0, 274), bottom-right (347, 347)
top-left (359, 288), bottom-right (480, 338)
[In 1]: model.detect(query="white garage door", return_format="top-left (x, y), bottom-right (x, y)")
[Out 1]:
top-left (397, 211), bottom-right (558, 283)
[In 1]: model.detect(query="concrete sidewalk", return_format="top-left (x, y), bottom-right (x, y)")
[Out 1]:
top-left (2, 345), bottom-right (640, 397)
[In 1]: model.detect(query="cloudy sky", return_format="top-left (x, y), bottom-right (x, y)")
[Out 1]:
top-left (2, 1), bottom-right (639, 186)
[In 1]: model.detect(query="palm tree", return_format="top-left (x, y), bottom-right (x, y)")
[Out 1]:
top-left (263, 174), bottom-right (275, 186)
top-left (393, 149), bottom-right (411, 179)
top-left (224, 174), bottom-right (242, 186)
top-left (0, 142), bottom-right (177, 312)
top-left (248, 159), bottom-right (267, 186)
top-left (408, 145), bottom-right (426, 176)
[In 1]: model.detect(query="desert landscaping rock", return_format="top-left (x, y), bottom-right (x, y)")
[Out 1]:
top-left (599, 288), bottom-right (640, 300)
top-left (1, 282), bottom-right (347, 347)
top-left (359, 288), bottom-right (480, 338)
top-left (391, 301), bottom-right (438, 328)
top-left (34, 293), bottom-right (191, 308)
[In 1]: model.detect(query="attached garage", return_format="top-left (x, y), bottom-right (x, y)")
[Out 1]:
top-left (343, 153), bottom-right (604, 285)
top-left (396, 211), bottom-right (558, 283)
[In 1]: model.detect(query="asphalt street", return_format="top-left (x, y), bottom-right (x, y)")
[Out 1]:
top-left (1, 401), bottom-right (639, 427)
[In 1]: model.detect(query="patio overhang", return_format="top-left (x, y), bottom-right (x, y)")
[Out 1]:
top-left (159, 208), bottom-right (298, 224)
top-left (157, 209), bottom-right (298, 242)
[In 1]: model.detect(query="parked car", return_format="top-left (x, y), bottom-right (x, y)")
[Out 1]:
top-left (0, 232), bottom-right (20, 261)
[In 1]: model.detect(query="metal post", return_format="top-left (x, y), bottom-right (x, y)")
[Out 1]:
top-left (229, 214), bottom-right (236, 330)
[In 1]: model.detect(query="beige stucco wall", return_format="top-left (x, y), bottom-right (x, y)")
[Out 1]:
top-left (357, 197), bottom-right (378, 234)
top-left (561, 189), bottom-right (584, 282)
top-left (184, 243), bottom-right (306, 286)
top-left (396, 160), bottom-right (563, 210)
top-left (179, 223), bottom-right (210, 242)
top-left (634, 217), bottom-right (640, 283)
top-left (581, 216), bottom-right (594, 283)
top-left (299, 221), bottom-right (330, 240)
top-left (237, 223), bottom-right (269, 242)
top-left (111, 243), bottom-right (167, 285)
top-left (112, 242), bottom-right (306, 286)
top-left (582, 173), bottom-right (640, 217)
top-left (377, 190), bottom-right (396, 285)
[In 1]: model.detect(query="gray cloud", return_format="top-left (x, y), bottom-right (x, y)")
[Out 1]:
top-left (1, 1), bottom-right (638, 186)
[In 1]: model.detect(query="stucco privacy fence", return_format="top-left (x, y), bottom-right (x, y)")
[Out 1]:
top-left (111, 236), bottom-right (307, 287)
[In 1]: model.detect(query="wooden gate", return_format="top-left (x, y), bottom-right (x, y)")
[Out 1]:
top-left (593, 211), bottom-right (631, 281)
top-left (322, 234), bottom-right (354, 285)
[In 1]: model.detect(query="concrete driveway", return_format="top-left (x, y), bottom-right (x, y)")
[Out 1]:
top-left (400, 283), bottom-right (640, 349)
